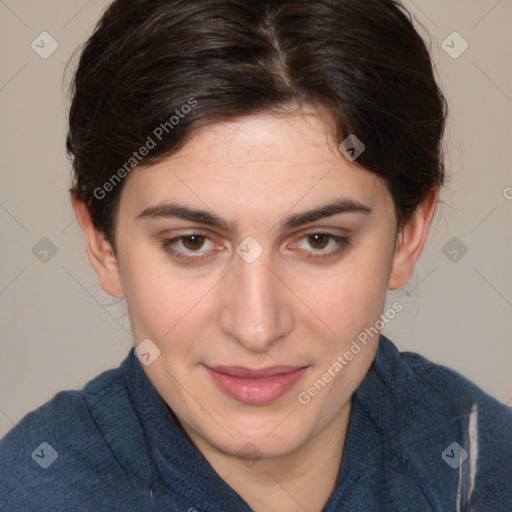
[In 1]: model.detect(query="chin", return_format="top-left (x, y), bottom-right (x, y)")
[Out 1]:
top-left (225, 431), bottom-right (308, 461)
top-left (210, 410), bottom-right (315, 458)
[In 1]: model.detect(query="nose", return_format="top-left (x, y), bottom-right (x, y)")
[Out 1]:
top-left (219, 252), bottom-right (294, 353)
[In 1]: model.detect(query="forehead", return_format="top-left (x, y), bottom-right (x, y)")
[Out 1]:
top-left (119, 110), bottom-right (389, 218)
top-left (174, 110), bottom-right (339, 165)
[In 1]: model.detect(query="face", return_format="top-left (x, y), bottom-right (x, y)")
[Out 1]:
top-left (87, 109), bottom-right (408, 460)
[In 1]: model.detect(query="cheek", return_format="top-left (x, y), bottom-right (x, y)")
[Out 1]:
top-left (293, 253), bottom-right (390, 423)
top-left (119, 248), bottom-right (205, 344)
top-left (293, 247), bottom-right (391, 346)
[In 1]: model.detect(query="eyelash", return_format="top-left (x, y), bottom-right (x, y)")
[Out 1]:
top-left (160, 230), bottom-right (351, 263)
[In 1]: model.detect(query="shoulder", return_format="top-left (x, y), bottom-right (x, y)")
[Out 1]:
top-left (370, 335), bottom-right (512, 508)
top-left (386, 337), bottom-right (512, 428)
top-left (0, 353), bottom-right (151, 511)
top-left (374, 334), bottom-right (511, 417)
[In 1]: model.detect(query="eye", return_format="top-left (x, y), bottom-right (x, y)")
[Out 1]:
top-left (177, 234), bottom-right (211, 252)
top-left (161, 231), bottom-right (218, 262)
top-left (294, 232), bottom-right (350, 260)
top-left (303, 233), bottom-right (332, 250)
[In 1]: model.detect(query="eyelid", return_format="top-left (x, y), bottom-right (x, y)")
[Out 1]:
top-left (287, 226), bottom-right (351, 246)
top-left (295, 226), bottom-right (352, 238)
top-left (161, 229), bottom-right (214, 242)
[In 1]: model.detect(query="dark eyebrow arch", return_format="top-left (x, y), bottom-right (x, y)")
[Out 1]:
top-left (137, 204), bottom-right (238, 232)
top-left (136, 198), bottom-right (372, 232)
top-left (280, 199), bottom-right (372, 230)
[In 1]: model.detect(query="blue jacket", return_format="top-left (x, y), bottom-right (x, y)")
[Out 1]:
top-left (1, 335), bottom-right (511, 511)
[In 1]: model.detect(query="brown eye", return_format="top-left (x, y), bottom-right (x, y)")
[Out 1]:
top-left (293, 232), bottom-right (351, 261)
top-left (181, 235), bottom-right (207, 251)
top-left (307, 233), bottom-right (330, 250)
top-left (161, 232), bottom-right (216, 262)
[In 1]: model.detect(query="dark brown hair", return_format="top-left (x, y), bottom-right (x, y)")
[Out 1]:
top-left (67, 0), bottom-right (447, 251)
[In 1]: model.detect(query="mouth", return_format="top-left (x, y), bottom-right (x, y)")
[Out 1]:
top-left (203, 365), bottom-right (310, 405)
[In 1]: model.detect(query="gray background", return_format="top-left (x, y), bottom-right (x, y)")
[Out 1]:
top-left (1, 0), bottom-right (511, 439)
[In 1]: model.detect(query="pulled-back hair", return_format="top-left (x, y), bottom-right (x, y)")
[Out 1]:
top-left (67, 0), bottom-right (447, 250)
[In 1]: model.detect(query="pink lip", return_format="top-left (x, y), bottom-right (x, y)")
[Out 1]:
top-left (204, 365), bottom-right (309, 405)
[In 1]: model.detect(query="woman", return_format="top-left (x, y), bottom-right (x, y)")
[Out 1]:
top-left (1, 0), bottom-right (511, 510)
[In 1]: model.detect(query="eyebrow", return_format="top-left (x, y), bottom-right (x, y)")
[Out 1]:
top-left (136, 198), bottom-right (372, 232)
top-left (282, 199), bottom-right (372, 229)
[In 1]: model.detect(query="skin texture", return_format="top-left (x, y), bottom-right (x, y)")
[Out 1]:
top-left (72, 107), bottom-right (438, 512)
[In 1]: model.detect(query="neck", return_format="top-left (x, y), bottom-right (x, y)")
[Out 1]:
top-left (184, 400), bottom-right (352, 512)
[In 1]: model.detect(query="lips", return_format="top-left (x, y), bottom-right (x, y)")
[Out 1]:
top-left (204, 364), bottom-right (309, 405)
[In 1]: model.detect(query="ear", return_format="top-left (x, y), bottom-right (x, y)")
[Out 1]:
top-left (388, 187), bottom-right (439, 290)
top-left (70, 194), bottom-right (125, 298)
